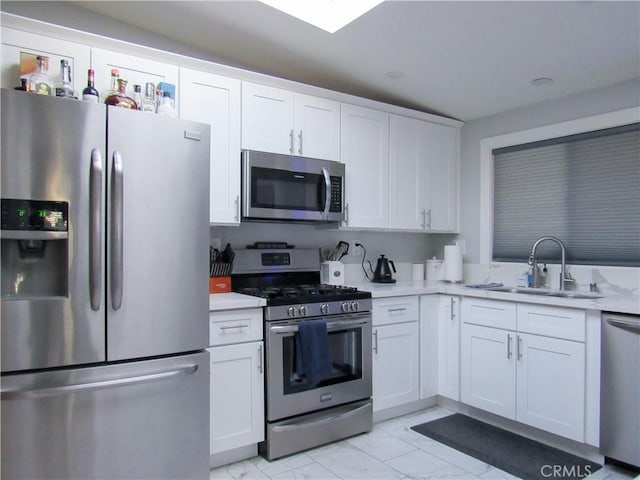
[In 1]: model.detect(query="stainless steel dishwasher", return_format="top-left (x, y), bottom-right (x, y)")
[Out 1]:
top-left (600, 313), bottom-right (640, 469)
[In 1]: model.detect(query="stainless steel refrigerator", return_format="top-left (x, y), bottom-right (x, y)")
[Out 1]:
top-left (1, 88), bottom-right (211, 479)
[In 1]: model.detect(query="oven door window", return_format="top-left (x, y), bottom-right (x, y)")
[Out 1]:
top-left (282, 325), bottom-right (362, 394)
top-left (251, 167), bottom-right (324, 212)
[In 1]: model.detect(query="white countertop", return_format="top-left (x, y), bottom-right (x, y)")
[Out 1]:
top-left (209, 292), bottom-right (266, 311)
top-left (352, 280), bottom-right (640, 315)
top-left (209, 282), bottom-right (639, 315)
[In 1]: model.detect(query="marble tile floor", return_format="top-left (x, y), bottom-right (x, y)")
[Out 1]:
top-left (210, 407), bottom-right (639, 480)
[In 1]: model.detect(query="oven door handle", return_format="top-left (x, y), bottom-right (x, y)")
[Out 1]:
top-left (270, 401), bottom-right (371, 433)
top-left (270, 319), bottom-right (369, 334)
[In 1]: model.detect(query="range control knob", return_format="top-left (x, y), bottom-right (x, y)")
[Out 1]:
top-left (341, 302), bottom-right (350, 313)
top-left (299, 305), bottom-right (308, 317)
top-left (351, 301), bottom-right (360, 311)
top-left (320, 304), bottom-right (329, 315)
top-left (287, 306), bottom-right (296, 318)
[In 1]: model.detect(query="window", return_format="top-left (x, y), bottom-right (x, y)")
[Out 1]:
top-left (492, 123), bottom-right (640, 267)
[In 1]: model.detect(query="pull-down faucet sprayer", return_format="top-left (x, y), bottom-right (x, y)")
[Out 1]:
top-left (528, 236), bottom-right (574, 290)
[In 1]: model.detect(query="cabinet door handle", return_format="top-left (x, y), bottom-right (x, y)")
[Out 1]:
top-left (388, 307), bottom-right (407, 313)
top-left (218, 324), bottom-right (249, 331)
top-left (507, 334), bottom-right (512, 359)
top-left (258, 345), bottom-right (263, 374)
top-left (373, 330), bottom-right (379, 354)
top-left (426, 208), bottom-right (432, 229)
top-left (298, 130), bottom-right (303, 155)
top-left (344, 203), bottom-right (349, 225)
top-left (289, 129), bottom-right (294, 154)
top-left (234, 195), bottom-right (240, 222)
top-left (517, 335), bottom-right (523, 361)
top-left (450, 298), bottom-right (456, 320)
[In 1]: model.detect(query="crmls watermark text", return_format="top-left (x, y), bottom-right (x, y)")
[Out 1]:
top-left (540, 464), bottom-right (594, 478)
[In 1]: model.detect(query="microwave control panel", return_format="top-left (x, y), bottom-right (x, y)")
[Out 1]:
top-left (330, 176), bottom-right (342, 213)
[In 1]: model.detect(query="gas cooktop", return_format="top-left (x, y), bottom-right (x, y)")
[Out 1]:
top-left (236, 283), bottom-right (371, 307)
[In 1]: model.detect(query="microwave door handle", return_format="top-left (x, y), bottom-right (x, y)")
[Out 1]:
top-left (321, 167), bottom-right (331, 219)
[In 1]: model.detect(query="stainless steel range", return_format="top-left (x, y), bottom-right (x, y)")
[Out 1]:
top-left (232, 247), bottom-right (373, 460)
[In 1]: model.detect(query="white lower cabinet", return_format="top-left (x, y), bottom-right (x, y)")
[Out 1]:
top-left (461, 323), bottom-right (516, 418)
top-left (461, 298), bottom-right (587, 442)
top-left (207, 342), bottom-right (264, 453)
top-left (372, 322), bottom-right (420, 411)
top-left (372, 297), bottom-right (419, 412)
top-left (438, 295), bottom-right (460, 400)
top-left (516, 332), bottom-right (585, 441)
top-left (419, 295), bottom-right (439, 399)
top-left (207, 308), bottom-right (264, 456)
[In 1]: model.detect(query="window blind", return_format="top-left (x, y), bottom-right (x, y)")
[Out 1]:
top-left (492, 123), bottom-right (640, 267)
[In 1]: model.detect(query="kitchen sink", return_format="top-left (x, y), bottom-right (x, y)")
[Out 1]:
top-left (478, 286), bottom-right (603, 299)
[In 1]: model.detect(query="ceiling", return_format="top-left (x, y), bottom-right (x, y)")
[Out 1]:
top-left (59, 1), bottom-right (640, 120)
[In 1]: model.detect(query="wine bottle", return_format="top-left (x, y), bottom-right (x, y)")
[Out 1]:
top-left (82, 69), bottom-right (99, 103)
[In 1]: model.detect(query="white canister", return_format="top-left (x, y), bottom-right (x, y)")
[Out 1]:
top-left (321, 261), bottom-right (345, 286)
top-left (425, 258), bottom-right (443, 284)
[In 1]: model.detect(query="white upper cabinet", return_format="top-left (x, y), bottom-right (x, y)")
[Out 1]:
top-left (426, 121), bottom-right (458, 232)
top-left (242, 82), bottom-right (294, 155)
top-left (389, 115), bottom-right (459, 232)
top-left (241, 82), bottom-right (340, 160)
top-left (91, 48), bottom-right (179, 107)
top-left (294, 93), bottom-right (341, 160)
top-left (180, 68), bottom-right (241, 225)
top-left (1, 28), bottom-right (90, 95)
top-left (340, 104), bottom-right (390, 228)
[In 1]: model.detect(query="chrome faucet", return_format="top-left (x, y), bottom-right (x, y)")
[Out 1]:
top-left (528, 236), bottom-right (574, 290)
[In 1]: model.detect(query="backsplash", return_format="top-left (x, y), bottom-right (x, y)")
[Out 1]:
top-left (211, 224), bottom-right (639, 299)
top-left (210, 223), bottom-right (456, 268)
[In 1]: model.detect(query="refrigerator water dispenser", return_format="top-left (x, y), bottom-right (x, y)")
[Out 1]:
top-left (1, 198), bottom-right (69, 298)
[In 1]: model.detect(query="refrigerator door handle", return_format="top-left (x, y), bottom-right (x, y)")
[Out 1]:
top-left (1, 364), bottom-right (199, 400)
top-left (110, 151), bottom-right (124, 310)
top-left (89, 148), bottom-right (103, 311)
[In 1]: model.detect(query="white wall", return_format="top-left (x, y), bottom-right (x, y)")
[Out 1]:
top-left (459, 78), bottom-right (640, 263)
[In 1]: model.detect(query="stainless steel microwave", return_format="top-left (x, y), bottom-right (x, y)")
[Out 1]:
top-left (241, 150), bottom-right (345, 223)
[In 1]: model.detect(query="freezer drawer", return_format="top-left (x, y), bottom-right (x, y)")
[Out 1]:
top-left (1, 351), bottom-right (210, 480)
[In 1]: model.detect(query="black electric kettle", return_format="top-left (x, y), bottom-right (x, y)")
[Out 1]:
top-left (372, 255), bottom-right (396, 283)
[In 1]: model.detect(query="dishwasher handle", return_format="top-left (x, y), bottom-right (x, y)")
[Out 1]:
top-left (607, 316), bottom-right (640, 334)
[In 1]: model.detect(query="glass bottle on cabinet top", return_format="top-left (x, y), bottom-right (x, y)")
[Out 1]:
top-left (103, 68), bottom-right (120, 101)
top-left (82, 69), bottom-right (99, 103)
top-left (132, 84), bottom-right (142, 110)
top-left (140, 83), bottom-right (156, 113)
top-left (55, 59), bottom-right (77, 99)
top-left (156, 91), bottom-right (176, 117)
top-left (26, 56), bottom-right (54, 96)
top-left (105, 79), bottom-right (138, 110)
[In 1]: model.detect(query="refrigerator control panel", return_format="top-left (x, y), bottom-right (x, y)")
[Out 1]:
top-left (1, 198), bottom-right (68, 231)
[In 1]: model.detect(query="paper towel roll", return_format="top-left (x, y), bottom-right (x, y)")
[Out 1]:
top-left (411, 263), bottom-right (425, 281)
top-left (443, 245), bottom-right (464, 283)
top-left (425, 258), bottom-right (443, 284)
